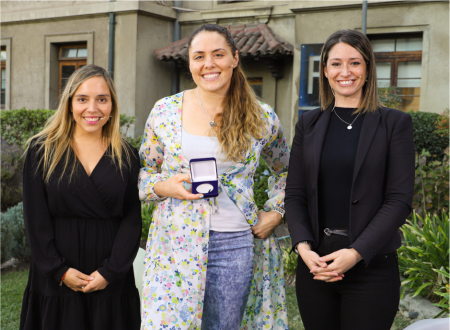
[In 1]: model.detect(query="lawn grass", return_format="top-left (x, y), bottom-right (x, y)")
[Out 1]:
top-left (1, 270), bottom-right (28, 330)
top-left (1, 270), bottom-right (414, 329)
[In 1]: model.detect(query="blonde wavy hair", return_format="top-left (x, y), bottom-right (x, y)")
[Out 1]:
top-left (25, 64), bottom-right (132, 183)
top-left (188, 24), bottom-right (265, 163)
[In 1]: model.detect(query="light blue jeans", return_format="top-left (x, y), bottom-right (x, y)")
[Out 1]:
top-left (201, 229), bottom-right (254, 330)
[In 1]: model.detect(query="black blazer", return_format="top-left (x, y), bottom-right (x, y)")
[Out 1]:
top-left (285, 105), bottom-right (415, 265)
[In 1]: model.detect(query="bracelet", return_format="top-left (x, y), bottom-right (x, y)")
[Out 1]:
top-left (294, 241), bottom-right (311, 254)
top-left (270, 206), bottom-right (285, 217)
top-left (59, 270), bottom-right (68, 287)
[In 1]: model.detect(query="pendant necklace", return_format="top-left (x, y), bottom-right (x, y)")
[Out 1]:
top-left (331, 103), bottom-right (362, 130)
top-left (196, 88), bottom-right (216, 128)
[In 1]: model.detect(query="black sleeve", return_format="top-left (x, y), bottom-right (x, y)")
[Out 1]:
top-left (350, 113), bottom-right (415, 265)
top-left (23, 143), bottom-right (69, 283)
top-left (285, 114), bottom-right (315, 252)
top-left (97, 147), bottom-right (142, 284)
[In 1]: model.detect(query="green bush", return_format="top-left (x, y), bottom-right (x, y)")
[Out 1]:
top-left (434, 109), bottom-right (449, 138)
top-left (1, 140), bottom-right (24, 212)
top-left (409, 111), bottom-right (449, 160)
top-left (253, 158), bottom-right (270, 210)
top-left (398, 212), bottom-right (449, 317)
top-left (413, 151), bottom-right (449, 217)
top-left (0, 109), bottom-right (56, 146)
top-left (280, 238), bottom-right (298, 277)
top-left (141, 202), bottom-right (156, 241)
top-left (1, 203), bottom-right (30, 263)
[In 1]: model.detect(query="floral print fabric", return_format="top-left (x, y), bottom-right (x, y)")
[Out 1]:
top-left (138, 92), bottom-right (290, 330)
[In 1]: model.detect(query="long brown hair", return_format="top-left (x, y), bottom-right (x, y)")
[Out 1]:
top-left (188, 24), bottom-right (265, 163)
top-left (25, 64), bottom-right (132, 183)
top-left (319, 29), bottom-right (382, 113)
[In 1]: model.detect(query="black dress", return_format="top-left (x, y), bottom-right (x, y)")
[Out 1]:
top-left (20, 142), bottom-right (142, 330)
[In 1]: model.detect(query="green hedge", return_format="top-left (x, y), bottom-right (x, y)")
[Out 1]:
top-left (409, 111), bottom-right (448, 160)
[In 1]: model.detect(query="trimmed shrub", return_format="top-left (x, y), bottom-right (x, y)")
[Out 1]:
top-left (409, 111), bottom-right (448, 160)
top-left (0, 109), bottom-right (56, 146)
top-left (1, 202), bottom-right (30, 263)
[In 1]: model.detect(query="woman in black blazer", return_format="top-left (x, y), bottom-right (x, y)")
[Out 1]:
top-left (285, 30), bottom-right (415, 330)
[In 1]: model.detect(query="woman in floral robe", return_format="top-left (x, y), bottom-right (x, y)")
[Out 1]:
top-left (138, 24), bottom-right (290, 330)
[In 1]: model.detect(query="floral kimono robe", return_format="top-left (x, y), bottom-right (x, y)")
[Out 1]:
top-left (138, 92), bottom-right (290, 330)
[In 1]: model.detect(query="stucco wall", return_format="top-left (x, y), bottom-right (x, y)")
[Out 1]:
top-left (134, 14), bottom-right (173, 136)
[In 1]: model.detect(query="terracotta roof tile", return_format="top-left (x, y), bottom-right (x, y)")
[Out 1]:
top-left (155, 24), bottom-right (293, 62)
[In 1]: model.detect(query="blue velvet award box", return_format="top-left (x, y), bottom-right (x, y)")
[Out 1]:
top-left (189, 157), bottom-right (219, 198)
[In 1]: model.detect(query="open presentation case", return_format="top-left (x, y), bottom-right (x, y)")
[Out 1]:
top-left (189, 157), bottom-right (219, 198)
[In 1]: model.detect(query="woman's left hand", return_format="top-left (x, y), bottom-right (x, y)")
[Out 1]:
top-left (252, 211), bottom-right (282, 239)
top-left (82, 270), bottom-right (109, 293)
top-left (309, 248), bottom-right (362, 281)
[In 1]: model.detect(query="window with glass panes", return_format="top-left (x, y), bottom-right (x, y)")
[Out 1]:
top-left (370, 33), bottom-right (422, 111)
top-left (59, 44), bottom-right (87, 95)
top-left (1, 46), bottom-right (6, 109)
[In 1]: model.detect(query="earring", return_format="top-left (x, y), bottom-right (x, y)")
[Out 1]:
top-left (230, 64), bottom-right (234, 68)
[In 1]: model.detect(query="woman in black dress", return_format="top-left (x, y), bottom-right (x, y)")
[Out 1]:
top-left (285, 30), bottom-right (415, 329)
top-left (20, 64), bottom-right (141, 330)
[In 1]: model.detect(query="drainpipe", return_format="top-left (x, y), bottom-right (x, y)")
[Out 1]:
top-left (362, 0), bottom-right (368, 35)
top-left (108, 0), bottom-right (116, 79)
top-left (171, 1), bottom-right (182, 94)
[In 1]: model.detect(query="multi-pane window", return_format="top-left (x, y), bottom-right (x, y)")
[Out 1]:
top-left (371, 33), bottom-right (423, 111)
top-left (59, 44), bottom-right (87, 94)
top-left (1, 46), bottom-right (6, 109)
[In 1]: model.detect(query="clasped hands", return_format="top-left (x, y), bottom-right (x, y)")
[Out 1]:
top-left (63, 268), bottom-right (109, 293)
top-left (298, 244), bottom-right (363, 282)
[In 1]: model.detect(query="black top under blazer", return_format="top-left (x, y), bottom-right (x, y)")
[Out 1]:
top-left (285, 105), bottom-right (415, 266)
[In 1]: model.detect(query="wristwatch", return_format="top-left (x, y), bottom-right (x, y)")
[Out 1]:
top-left (270, 206), bottom-right (285, 217)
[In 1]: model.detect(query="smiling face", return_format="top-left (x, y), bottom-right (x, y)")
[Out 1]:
top-left (188, 31), bottom-right (239, 95)
top-left (324, 42), bottom-right (368, 106)
top-left (71, 76), bottom-right (112, 137)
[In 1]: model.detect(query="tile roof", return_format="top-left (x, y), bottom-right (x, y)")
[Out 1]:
top-left (155, 24), bottom-right (294, 62)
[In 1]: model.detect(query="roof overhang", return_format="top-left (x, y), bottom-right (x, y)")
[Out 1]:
top-left (155, 23), bottom-right (294, 63)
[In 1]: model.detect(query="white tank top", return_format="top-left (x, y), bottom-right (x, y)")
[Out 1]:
top-left (182, 127), bottom-right (250, 232)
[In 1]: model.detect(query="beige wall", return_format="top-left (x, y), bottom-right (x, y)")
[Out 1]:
top-left (134, 14), bottom-right (173, 136)
top-left (293, 1), bottom-right (449, 114)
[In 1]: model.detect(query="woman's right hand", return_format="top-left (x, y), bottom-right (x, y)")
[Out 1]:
top-left (154, 174), bottom-right (204, 200)
top-left (63, 268), bottom-right (94, 292)
top-left (297, 244), bottom-right (344, 282)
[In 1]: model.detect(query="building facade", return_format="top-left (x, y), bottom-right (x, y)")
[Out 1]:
top-left (1, 0), bottom-right (449, 141)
